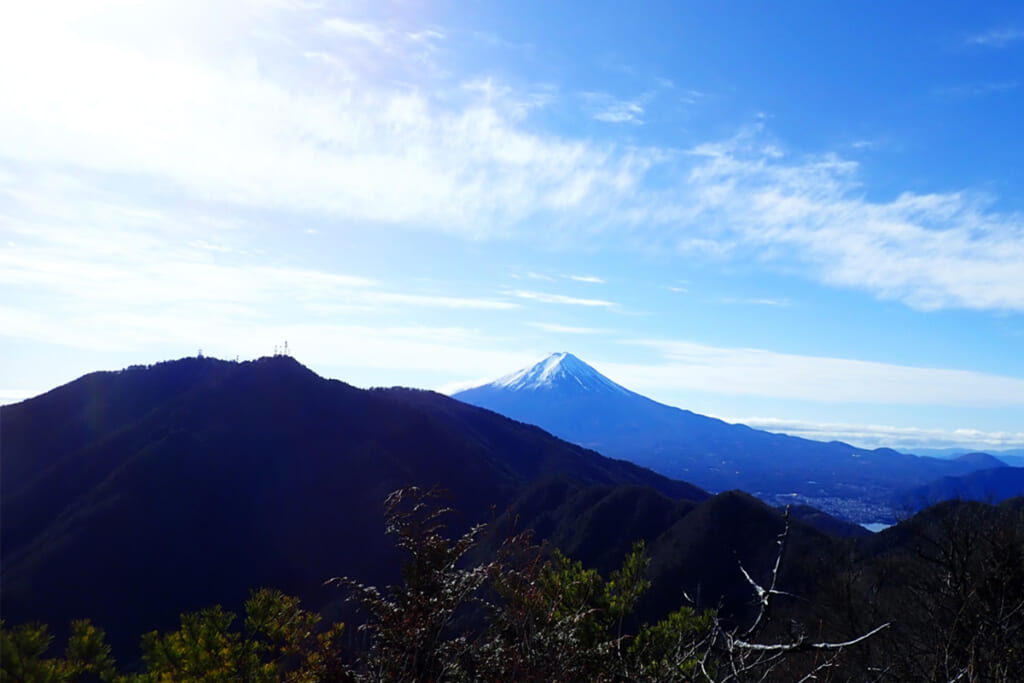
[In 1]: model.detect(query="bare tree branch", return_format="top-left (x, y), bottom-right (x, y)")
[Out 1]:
top-left (730, 622), bottom-right (890, 653)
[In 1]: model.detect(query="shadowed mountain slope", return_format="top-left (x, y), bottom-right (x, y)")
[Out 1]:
top-left (494, 479), bottom-right (842, 625)
top-left (1, 355), bottom-right (705, 657)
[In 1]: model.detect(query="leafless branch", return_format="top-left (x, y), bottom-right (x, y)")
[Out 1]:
top-left (740, 506), bottom-right (792, 638)
top-left (730, 621), bottom-right (890, 653)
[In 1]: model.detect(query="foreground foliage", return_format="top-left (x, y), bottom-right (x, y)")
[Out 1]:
top-left (4, 489), bottom-right (1021, 681)
top-left (2, 590), bottom-right (346, 683)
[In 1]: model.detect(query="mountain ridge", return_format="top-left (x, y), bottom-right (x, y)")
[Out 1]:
top-left (1, 355), bottom-right (707, 657)
top-left (483, 351), bottom-right (635, 395)
top-left (455, 352), bottom-right (995, 522)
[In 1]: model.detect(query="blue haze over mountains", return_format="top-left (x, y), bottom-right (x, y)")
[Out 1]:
top-left (454, 353), bottom-right (1022, 523)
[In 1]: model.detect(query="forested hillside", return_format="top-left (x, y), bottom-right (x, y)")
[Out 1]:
top-left (4, 489), bottom-right (1021, 681)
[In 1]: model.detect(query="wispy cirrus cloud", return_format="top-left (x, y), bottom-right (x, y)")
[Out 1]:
top-left (602, 338), bottom-right (1024, 407)
top-left (509, 290), bottom-right (617, 307)
top-left (510, 272), bottom-right (557, 282)
top-left (511, 273), bottom-right (605, 284)
top-left (677, 132), bottom-right (1024, 313)
top-left (320, 17), bottom-right (391, 46)
top-left (966, 27), bottom-right (1024, 48)
top-left (0, 3), bottom-right (651, 239)
top-left (0, 178), bottom-right (520, 355)
top-left (581, 91), bottom-right (646, 124)
top-left (0, 205), bottom-right (515, 315)
top-left (733, 416), bottom-right (1024, 451)
top-left (720, 297), bottom-right (791, 307)
top-left (527, 322), bottom-right (609, 334)
top-left (934, 81), bottom-right (1019, 98)
top-left (2, 1), bottom-right (1023, 321)
top-left (317, 15), bottom-right (446, 72)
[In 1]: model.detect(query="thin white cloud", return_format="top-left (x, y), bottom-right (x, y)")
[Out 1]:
top-left (720, 297), bottom-right (791, 306)
top-left (594, 102), bottom-right (644, 124)
top-left (2, 1), bottom-right (1023, 321)
top-left (510, 290), bottom-right (617, 307)
top-left (935, 81), bottom-right (1019, 98)
top-left (0, 5), bottom-right (652, 237)
top-left (518, 272), bottom-right (556, 281)
top-left (190, 240), bottom-right (234, 253)
top-left (0, 186), bottom-right (521, 356)
top-left (966, 27), bottom-right (1024, 48)
top-left (732, 416), bottom-right (1024, 451)
top-left (567, 275), bottom-right (605, 284)
top-left (527, 322), bottom-right (608, 334)
top-left (470, 30), bottom-right (536, 54)
top-left (0, 291), bottom-right (522, 368)
top-left (407, 29), bottom-right (445, 45)
top-left (320, 17), bottom-right (390, 46)
top-left (602, 338), bottom-right (1024, 407)
top-left (0, 240), bottom-right (516, 314)
top-left (318, 17), bottom-right (445, 60)
top-left (582, 91), bottom-right (645, 124)
top-left (372, 292), bottom-right (519, 310)
top-left (679, 132), bottom-right (1024, 312)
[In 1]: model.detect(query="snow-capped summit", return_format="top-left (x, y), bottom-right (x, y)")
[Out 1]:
top-left (482, 352), bottom-right (631, 395)
top-left (453, 353), bottom-right (996, 525)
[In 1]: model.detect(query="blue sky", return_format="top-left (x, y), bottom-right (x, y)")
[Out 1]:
top-left (1, 0), bottom-right (1022, 451)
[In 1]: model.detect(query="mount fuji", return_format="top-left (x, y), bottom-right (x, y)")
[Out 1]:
top-left (481, 351), bottom-right (633, 395)
top-left (454, 353), bottom-right (995, 522)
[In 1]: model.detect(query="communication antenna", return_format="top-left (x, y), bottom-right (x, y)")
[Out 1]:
top-left (284, 341), bottom-right (289, 356)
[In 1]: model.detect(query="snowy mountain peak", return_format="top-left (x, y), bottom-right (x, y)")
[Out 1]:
top-left (485, 352), bottom-right (631, 394)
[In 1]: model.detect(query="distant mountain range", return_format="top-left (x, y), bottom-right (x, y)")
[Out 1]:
top-left (894, 465), bottom-right (1024, 512)
top-left (905, 447), bottom-right (1024, 462)
top-left (455, 352), bottom-right (1009, 522)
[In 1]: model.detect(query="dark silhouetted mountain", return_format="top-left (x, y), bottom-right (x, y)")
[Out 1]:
top-left (1, 355), bottom-right (705, 658)
top-left (999, 495), bottom-right (1024, 514)
top-left (491, 479), bottom-right (841, 626)
top-left (781, 504), bottom-right (872, 538)
top-left (894, 466), bottom-right (1024, 512)
top-left (455, 353), bottom-right (993, 522)
top-left (640, 490), bottom-right (842, 621)
top-left (495, 477), bottom-right (700, 574)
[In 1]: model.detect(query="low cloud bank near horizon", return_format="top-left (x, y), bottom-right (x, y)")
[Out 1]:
top-left (732, 416), bottom-right (1024, 453)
